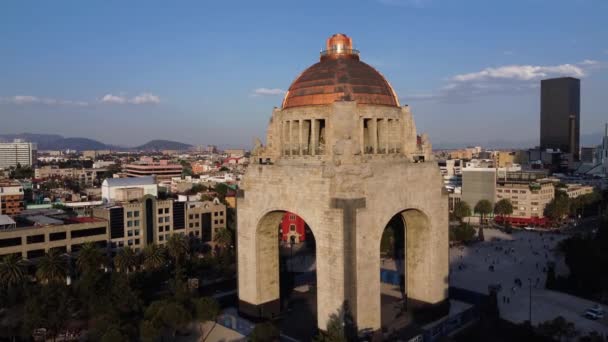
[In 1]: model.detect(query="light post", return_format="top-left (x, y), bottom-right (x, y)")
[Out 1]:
top-left (528, 277), bottom-right (532, 325)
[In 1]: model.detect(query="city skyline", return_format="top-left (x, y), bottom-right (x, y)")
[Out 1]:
top-left (1, 0), bottom-right (607, 148)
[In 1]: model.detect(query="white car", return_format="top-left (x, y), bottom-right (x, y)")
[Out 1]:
top-left (524, 226), bottom-right (535, 231)
top-left (584, 309), bottom-right (604, 320)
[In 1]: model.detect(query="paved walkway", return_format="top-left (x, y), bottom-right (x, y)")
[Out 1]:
top-left (449, 228), bottom-right (608, 335)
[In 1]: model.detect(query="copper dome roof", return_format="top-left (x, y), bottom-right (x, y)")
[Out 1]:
top-left (282, 34), bottom-right (400, 109)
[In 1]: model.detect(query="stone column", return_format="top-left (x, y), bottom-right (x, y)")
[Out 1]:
top-left (289, 120), bottom-right (293, 155)
top-left (383, 119), bottom-right (389, 153)
top-left (371, 119), bottom-right (378, 154)
top-left (299, 119), bottom-right (303, 155)
top-left (311, 119), bottom-right (317, 156)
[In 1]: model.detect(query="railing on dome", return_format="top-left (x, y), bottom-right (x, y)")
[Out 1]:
top-left (320, 48), bottom-right (360, 57)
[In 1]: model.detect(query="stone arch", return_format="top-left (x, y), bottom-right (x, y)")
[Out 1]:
top-left (378, 208), bottom-right (430, 299)
top-left (250, 208), bottom-right (319, 325)
top-left (376, 207), bottom-right (446, 330)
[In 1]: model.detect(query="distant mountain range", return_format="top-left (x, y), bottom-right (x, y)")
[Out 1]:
top-left (434, 131), bottom-right (605, 150)
top-left (0, 133), bottom-right (192, 151)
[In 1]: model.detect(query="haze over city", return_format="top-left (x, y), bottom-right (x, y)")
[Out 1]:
top-left (1, 0), bottom-right (607, 148)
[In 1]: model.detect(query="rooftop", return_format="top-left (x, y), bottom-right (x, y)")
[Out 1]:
top-left (103, 176), bottom-right (156, 187)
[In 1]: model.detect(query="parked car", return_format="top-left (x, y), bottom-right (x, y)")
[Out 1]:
top-left (584, 310), bottom-right (603, 320)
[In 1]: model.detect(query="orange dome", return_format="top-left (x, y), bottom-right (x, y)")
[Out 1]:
top-left (282, 34), bottom-right (400, 109)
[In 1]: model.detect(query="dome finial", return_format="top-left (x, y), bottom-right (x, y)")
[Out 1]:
top-left (320, 33), bottom-right (359, 61)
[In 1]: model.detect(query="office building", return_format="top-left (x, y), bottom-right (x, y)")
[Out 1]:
top-left (540, 77), bottom-right (580, 160)
top-left (0, 140), bottom-right (37, 169)
top-left (462, 168), bottom-right (496, 207)
top-left (123, 159), bottom-right (183, 181)
top-left (101, 176), bottom-right (158, 202)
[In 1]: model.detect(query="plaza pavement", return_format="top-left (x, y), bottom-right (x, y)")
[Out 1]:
top-left (449, 228), bottom-right (608, 335)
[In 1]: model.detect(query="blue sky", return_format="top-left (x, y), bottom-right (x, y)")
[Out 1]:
top-left (1, 0), bottom-right (607, 148)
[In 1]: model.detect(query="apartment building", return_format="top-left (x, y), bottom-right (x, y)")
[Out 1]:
top-left (496, 178), bottom-right (554, 226)
top-left (0, 140), bottom-right (37, 169)
top-left (0, 196), bottom-right (226, 259)
top-left (0, 180), bottom-right (24, 217)
top-left (35, 166), bottom-right (106, 186)
top-left (558, 184), bottom-right (594, 199)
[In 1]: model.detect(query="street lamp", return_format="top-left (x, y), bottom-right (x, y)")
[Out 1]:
top-left (528, 277), bottom-right (533, 325)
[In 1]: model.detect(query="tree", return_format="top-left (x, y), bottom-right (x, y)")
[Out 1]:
top-left (166, 234), bottom-right (190, 265)
top-left (139, 320), bottom-right (160, 342)
top-left (537, 316), bottom-right (578, 342)
top-left (474, 199), bottom-right (492, 241)
top-left (76, 242), bottom-right (103, 275)
top-left (23, 283), bottom-right (72, 340)
top-left (100, 326), bottom-right (127, 342)
top-left (36, 249), bottom-right (67, 284)
top-left (453, 201), bottom-right (472, 223)
top-left (145, 301), bottom-right (191, 337)
top-left (194, 297), bottom-right (220, 338)
top-left (449, 223), bottom-right (476, 242)
top-left (545, 194), bottom-right (570, 224)
top-left (0, 255), bottom-right (27, 288)
top-left (314, 303), bottom-right (357, 342)
top-left (143, 244), bottom-right (166, 271)
top-left (213, 228), bottom-right (233, 251)
top-left (250, 322), bottom-right (280, 342)
top-left (114, 247), bottom-right (138, 274)
top-left (494, 198), bottom-right (514, 224)
top-left (194, 297), bottom-right (220, 322)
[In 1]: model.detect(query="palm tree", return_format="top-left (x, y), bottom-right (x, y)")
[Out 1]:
top-left (453, 201), bottom-right (472, 224)
top-left (143, 244), bottom-right (166, 270)
top-left (213, 228), bottom-right (233, 251)
top-left (76, 242), bottom-right (103, 275)
top-left (0, 254), bottom-right (27, 288)
top-left (114, 247), bottom-right (138, 274)
top-left (493, 199), bottom-right (514, 225)
top-left (166, 234), bottom-right (189, 264)
top-left (36, 249), bottom-right (68, 284)
top-left (474, 199), bottom-right (493, 242)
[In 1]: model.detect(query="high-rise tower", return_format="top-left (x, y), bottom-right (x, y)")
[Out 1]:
top-left (540, 77), bottom-right (580, 160)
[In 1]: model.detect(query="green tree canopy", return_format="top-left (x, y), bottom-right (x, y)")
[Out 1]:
top-left (166, 234), bottom-right (190, 265)
top-left (114, 247), bottom-right (138, 274)
top-left (76, 242), bottom-right (103, 275)
top-left (449, 223), bottom-right (476, 242)
top-left (545, 195), bottom-right (570, 222)
top-left (0, 254), bottom-right (27, 288)
top-left (474, 199), bottom-right (493, 218)
top-left (143, 244), bottom-right (166, 271)
top-left (194, 297), bottom-right (220, 322)
top-left (494, 199), bottom-right (514, 218)
top-left (36, 249), bottom-right (67, 284)
top-left (453, 201), bottom-right (472, 223)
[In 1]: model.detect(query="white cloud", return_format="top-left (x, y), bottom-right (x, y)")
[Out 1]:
top-left (100, 94), bottom-right (127, 104)
top-left (404, 60), bottom-right (600, 103)
top-left (451, 63), bottom-right (587, 82)
top-left (130, 93), bottom-right (160, 104)
top-left (0, 95), bottom-right (88, 106)
top-left (100, 93), bottom-right (160, 104)
top-left (251, 88), bottom-right (286, 97)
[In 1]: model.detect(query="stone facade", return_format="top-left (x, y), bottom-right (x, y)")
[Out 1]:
top-left (238, 100), bottom-right (448, 331)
